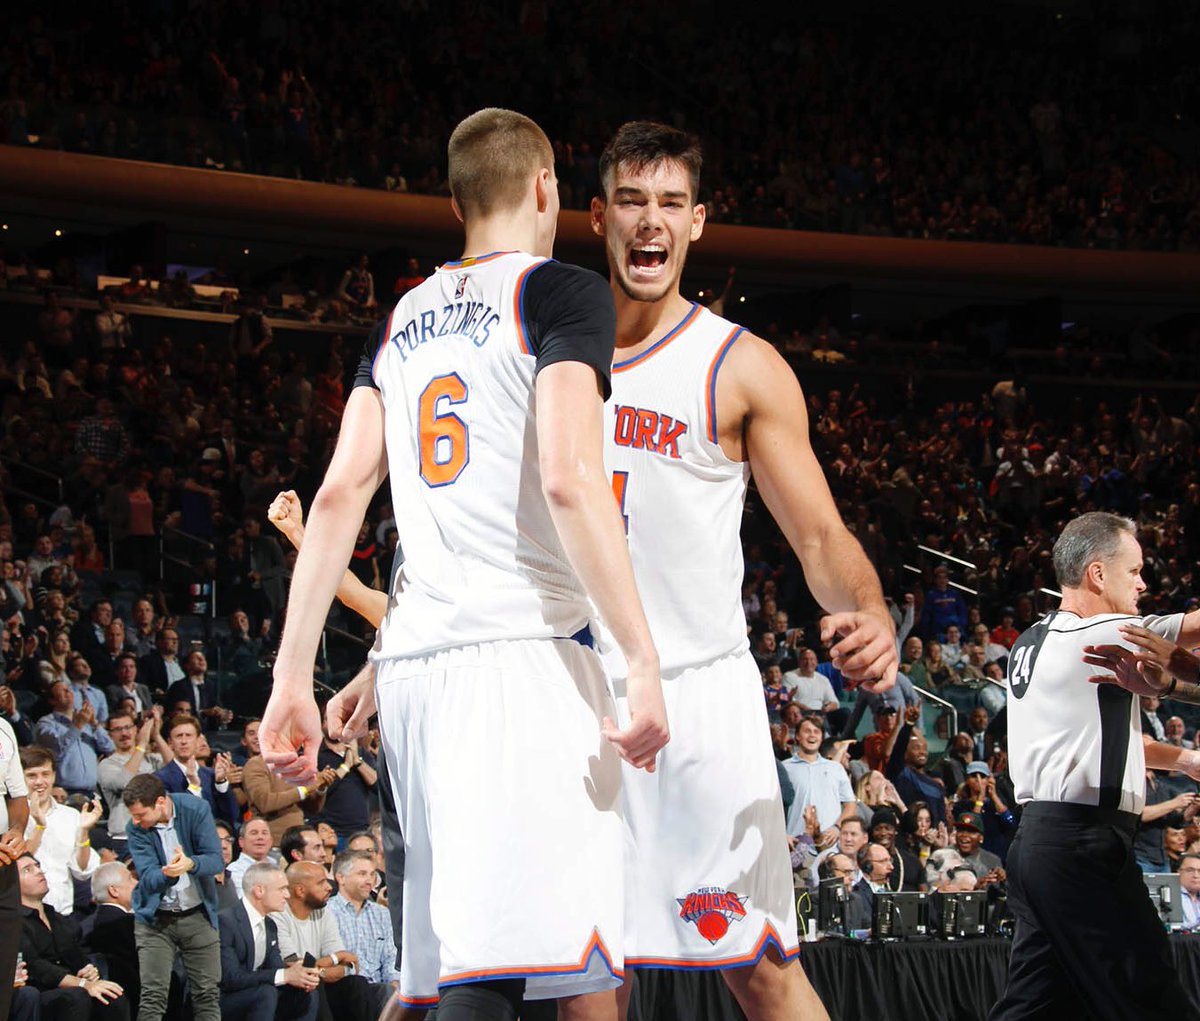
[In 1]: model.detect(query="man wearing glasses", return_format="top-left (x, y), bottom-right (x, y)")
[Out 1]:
top-left (98, 710), bottom-right (173, 848)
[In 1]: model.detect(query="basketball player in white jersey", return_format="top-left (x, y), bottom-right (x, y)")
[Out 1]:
top-left (259, 108), bottom-right (669, 1021)
top-left (991, 511), bottom-right (1200, 1020)
top-left (589, 121), bottom-right (898, 1020)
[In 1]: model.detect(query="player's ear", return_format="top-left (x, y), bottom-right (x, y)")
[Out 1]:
top-left (1086, 559), bottom-right (1105, 590)
top-left (449, 195), bottom-right (465, 225)
top-left (534, 167), bottom-right (554, 214)
top-left (589, 195), bottom-right (607, 237)
top-left (690, 200), bottom-right (706, 242)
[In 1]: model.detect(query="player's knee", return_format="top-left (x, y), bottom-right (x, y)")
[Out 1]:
top-left (435, 979), bottom-right (525, 1021)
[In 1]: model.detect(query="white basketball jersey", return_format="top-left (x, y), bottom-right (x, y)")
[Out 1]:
top-left (367, 251), bottom-right (592, 659)
top-left (601, 303), bottom-right (750, 676)
top-left (1006, 610), bottom-right (1182, 815)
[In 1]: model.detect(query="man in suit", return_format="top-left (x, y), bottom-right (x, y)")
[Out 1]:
top-left (165, 651), bottom-right (234, 732)
top-left (852, 841), bottom-right (895, 932)
top-left (220, 861), bottom-right (320, 1021)
top-left (104, 653), bottom-right (152, 717)
top-left (136, 628), bottom-right (184, 699)
top-left (85, 861), bottom-right (141, 1012)
top-left (70, 599), bottom-right (112, 665)
top-left (124, 771), bottom-right (223, 1021)
top-left (155, 714), bottom-right (238, 825)
top-left (89, 620), bottom-right (130, 691)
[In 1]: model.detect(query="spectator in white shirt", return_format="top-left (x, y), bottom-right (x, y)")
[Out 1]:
top-left (227, 816), bottom-right (277, 898)
top-left (19, 746), bottom-right (100, 915)
top-left (782, 648), bottom-right (848, 734)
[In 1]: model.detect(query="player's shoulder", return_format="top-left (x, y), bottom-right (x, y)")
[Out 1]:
top-left (523, 259), bottom-right (610, 300)
top-left (522, 259), bottom-right (613, 327)
top-left (701, 312), bottom-right (789, 374)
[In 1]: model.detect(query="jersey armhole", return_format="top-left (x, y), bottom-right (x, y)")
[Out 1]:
top-left (704, 326), bottom-right (747, 444)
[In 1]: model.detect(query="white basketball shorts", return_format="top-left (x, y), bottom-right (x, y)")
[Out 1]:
top-left (374, 636), bottom-right (624, 1007)
top-left (612, 650), bottom-right (800, 969)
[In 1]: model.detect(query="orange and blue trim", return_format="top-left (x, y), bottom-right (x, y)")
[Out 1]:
top-left (626, 922), bottom-right (799, 972)
top-left (439, 929), bottom-right (622, 989)
top-left (371, 307), bottom-right (396, 384)
top-left (396, 992), bottom-right (441, 1009)
top-left (612, 303), bottom-right (702, 373)
top-left (704, 326), bottom-right (746, 443)
top-left (513, 258), bottom-right (548, 356)
top-left (439, 250), bottom-right (517, 270)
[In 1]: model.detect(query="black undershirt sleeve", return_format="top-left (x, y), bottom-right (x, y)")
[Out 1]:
top-left (520, 261), bottom-right (615, 400)
top-left (351, 318), bottom-right (387, 391)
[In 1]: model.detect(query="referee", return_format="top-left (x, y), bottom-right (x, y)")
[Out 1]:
top-left (991, 512), bottom-right (1200, 1020)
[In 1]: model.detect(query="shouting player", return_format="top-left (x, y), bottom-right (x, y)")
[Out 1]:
top-left (259, 108), bottom-right (668, 1021)
top-left (590, 121), bottom-right (897, 1020)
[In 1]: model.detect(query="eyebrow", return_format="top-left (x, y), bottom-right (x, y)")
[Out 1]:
top-left (612, 186), bottom-right (690, 201)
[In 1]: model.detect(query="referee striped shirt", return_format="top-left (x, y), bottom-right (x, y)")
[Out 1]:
top-left (1007, 611), bottom-right (1182, 815)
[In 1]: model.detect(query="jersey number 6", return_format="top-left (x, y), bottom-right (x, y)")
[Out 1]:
top-left (419, 373), bottom-right (469, 487)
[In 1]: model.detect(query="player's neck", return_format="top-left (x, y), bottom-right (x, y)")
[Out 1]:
top-left (613, 287), bottom-right (694, 351)
top-left (460, 214), bottom-right (540, 263)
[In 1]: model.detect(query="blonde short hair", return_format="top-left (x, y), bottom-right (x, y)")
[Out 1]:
top-left (447, 108), bottom-right (553, 218)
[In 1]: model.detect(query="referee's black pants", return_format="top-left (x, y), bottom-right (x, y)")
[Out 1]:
top-left (0, 859), bottom-right (18, 1021)
top-left (990, 802), bottom-right (1196, 1021)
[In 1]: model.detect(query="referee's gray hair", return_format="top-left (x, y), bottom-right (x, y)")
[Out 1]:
top-left (92, 861), bottom-right (131, 903)
top-left (1052, 512), bottom-right (1137, 588)
top-left (242, 861), bottom-right (284, 897)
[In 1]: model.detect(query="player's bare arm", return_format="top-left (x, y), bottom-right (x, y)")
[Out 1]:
top-left (267, 490), bottom-right (389, 628)
top-left (720, 333), bottom-right (897, 690)
top-left (1085, 624), bottom-right (1200, 701)
top-left (261, 385), bottom-right (389, 783)
top-left (1143, 735), bottom-right (1200, 779)
top-left (536, 360), bottom-right (668, 771)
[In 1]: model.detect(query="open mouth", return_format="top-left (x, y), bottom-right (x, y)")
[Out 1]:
top-left (629, 244), bottom-right (668, 273)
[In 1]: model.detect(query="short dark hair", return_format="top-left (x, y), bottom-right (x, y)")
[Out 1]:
top-left (123, 772), bottom-right (166, 808)
top-left (280, 825), bottom-right (318, 864)
top-left (345, 830), bottom-right (375, 850)
top-left (19, 747), bottom-right (54, 772)
top-left (599, 121), bottom-right (703, 203)
top-left (242, 717), bottom-right (261, 736)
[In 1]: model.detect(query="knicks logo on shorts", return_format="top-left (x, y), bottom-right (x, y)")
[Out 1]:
top-left (677, 886), bottom-right (748, 944)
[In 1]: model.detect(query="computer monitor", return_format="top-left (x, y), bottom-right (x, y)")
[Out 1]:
top-left (873, 891), bottom-right (928, 939)
top-left (817, 878), bottom-right (848, 936)
top-left (1143, 872), bottom-right (1183, 927)
top-left (936, 890), bottom-right (988, 939)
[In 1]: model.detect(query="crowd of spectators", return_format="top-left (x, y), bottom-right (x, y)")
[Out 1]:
top-left (3, 3), bottom-right (1200, 251)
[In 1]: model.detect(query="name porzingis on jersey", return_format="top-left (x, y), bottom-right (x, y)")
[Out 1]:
top-left (390, 299), bottom-right (502, 360)
top-left (612, 405), bottom-right (689, 460)
top-left (677, 886), bottom-right (747, 944)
